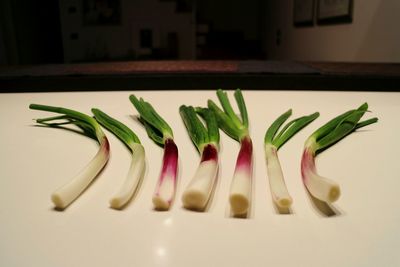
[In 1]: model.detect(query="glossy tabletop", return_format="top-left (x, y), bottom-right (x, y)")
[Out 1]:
top-left (0, 90), bottom-right (399, 266)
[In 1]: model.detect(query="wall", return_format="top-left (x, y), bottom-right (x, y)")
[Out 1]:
top-left (265, 0), bottom-right (400, 62)
top-left (0, 0), bottom-right (63, 65)
top-left (12, 0), bottom-right (63, 64)
top-left (197, 0), bottom-right (262, 41)
top-left (0, 0), bottom-right (14, 65)
top-left (0, 26), bottom-right (6, 65)
top-left (59, 0), bottom-right (195, 63)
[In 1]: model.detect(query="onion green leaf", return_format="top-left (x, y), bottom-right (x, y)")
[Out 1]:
top-left (180, 105), bottom-right (220, 210)
top-left (29, 103), bottom-right (110, 210)
top-left (208, 89), bottom-right (253, 217)
top-left (129, 95), bottom-right (178, 210)
top-left (301, 103), bottom-right (378, 204)
top-left (92, 108), bottom-right (145, 209)
top-left (264, 109), bottom-right (319, 209)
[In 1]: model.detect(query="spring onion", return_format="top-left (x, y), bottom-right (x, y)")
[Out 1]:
top-left (301, 103), bottom-right (378, 203)
top-left (92, 108), bottom-right (145, 209)
top-left (29, 104), bottom-right (110, 210)
top-left (129, 95), bottom-right (178, 210)
top-left (208, 89), bottom-right (253, 216)
top-left (180, 106), bottom-right (219, 211)
top-left (265, 110), bottom-right (319, 209)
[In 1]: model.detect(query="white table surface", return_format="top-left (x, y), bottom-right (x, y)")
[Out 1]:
top-left (0, 90), bottom-right (399, 267)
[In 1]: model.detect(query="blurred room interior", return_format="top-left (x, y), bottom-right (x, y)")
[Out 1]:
top-left (1, 0), bottom-right (399, 64)
top-left (0, 0), bottom-right (399, 91)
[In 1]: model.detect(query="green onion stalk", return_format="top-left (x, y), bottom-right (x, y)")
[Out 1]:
top-left (265, 109), bottom-right (319, 209)
top-left (29, 104), bottom-right (110, 210)
top-left (129, 95), bottom-right (178, 211)
top-left (208, 89), bottom-right (252, 216)
top-left (301, 103), bottom-right (378, 203)
top-left (180, 106), bottom-right (220, 211)
top-left (92, 109), bottom-right (145, 210)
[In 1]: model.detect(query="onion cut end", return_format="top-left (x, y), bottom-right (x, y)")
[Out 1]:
top-left (152, 196), bottom-right (171, 211)
top-left (276, 197), bottom-right (293, 209)
top-left (229, 193), bottom-right (249, 216)
top-left (51, 193), bottom-right (66, 209)
top-left (182, 189), bottom-right (208, 211)
top-left (328, 185), bottom-right (341, 203)
top-left (109, 198), bottom-right (123, 210)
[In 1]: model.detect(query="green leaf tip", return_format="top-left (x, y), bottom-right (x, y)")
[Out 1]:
top-left (195, 107), bottom-right (220, 145)
top-left (264, 109), bottom-right (292, 144)
top-left (30, 103), bottom-right (98, 129)
top-left (180, 105), bottom-right (207, 151)
top-left (29, 103), bottom-right (104, 141)
top-left (355, 117), bottom-right (378, 130)
top-left (208, 89), bottom-right (249, 142)
top-left (216, 89), bottom-right (242, 128)
top-left (265, 110), bottom-right (319, 150)
top-left (234, 89), bottom-right (249, 128)
top-left (180, 105), bottom-right (219, 153)
top-left (129, 94), bottom-right (173, 146)
top-left (310, 102), bottom-right (378, 153)
top-left (92, 108), bottom-right (140, 149)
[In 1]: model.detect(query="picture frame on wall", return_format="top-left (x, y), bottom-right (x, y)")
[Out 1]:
top-left (317, 0), bottom-right (353, 25)
top-left (293, 0), bottom-right (315, 27)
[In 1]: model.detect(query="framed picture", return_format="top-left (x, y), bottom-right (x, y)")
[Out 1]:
top-left (83, 0), bottom-right (121, 26)
top-left (293, 0), bottom-right (315, 27)
top-left (317, 0), bottom-right (353, 25)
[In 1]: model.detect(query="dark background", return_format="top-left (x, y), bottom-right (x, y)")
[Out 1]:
top-left (0, 0), bottom-right (267, 65)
